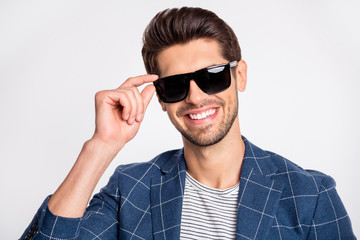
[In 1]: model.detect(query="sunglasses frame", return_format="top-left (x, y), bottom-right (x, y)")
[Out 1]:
top-left (154, 61), bottom-right (237, 103)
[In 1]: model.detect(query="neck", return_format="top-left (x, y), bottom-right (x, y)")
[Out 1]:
top-left (183, 118), bottom-right (244, 189)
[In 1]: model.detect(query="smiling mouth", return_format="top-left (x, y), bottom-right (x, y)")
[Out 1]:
top-left (188, 108), bottom-right (216, 120)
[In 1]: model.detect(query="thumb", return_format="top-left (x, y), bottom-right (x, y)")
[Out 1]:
top-left (141, 84), bottom-right (156, 111)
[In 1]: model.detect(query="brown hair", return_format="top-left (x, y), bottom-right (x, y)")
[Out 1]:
top-left (141, 7), bottom-right (241, 76)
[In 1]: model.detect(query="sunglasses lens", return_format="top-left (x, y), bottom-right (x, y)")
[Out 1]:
top-left (154, 75), bottom-right (189, 103)
top-left (196, 64), bottom-right (231, 94)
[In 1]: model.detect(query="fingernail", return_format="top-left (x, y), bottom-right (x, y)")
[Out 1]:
top-left (136, 113), bottom-right (143, 122)
top-left (125, 114), bottom-right (130, 120)
top-left (129, 117), bottom-right (135, 125)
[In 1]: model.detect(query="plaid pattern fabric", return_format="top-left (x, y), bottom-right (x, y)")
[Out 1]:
top-left (21, 137), bottom-right (356, 239)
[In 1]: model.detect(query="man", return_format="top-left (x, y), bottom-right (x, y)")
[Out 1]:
top-left (22, 7), bottom-right (355, 240)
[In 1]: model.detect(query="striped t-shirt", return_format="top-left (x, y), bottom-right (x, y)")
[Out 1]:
top-left (180, 172), bottom-right (239, 239)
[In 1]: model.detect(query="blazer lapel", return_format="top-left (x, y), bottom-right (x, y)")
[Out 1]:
top-left (235, 138), bottom-right (285, 240)
top-left (150, 149), bottom-right (186, 240)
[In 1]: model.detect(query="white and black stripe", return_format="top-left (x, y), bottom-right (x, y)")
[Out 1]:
top-left (180, 172), bottom-right (239, 239)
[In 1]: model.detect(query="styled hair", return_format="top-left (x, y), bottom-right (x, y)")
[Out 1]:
top-left (141, 7), bottom-right (241, 76)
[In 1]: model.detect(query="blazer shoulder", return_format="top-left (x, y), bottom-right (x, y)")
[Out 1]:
top-left (265, 150), bottom-right (333, 194)
top-left (261, 151), bottom-right (355, 238)
top-left (113, 148), bottom-right (183, 182)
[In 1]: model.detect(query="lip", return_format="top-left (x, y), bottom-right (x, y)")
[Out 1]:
top-left (184, 106), bottom-right (218, 115)
top-left (184, 107), bottom-right (219, 125)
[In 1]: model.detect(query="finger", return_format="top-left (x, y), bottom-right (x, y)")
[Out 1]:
top-left (134, 88), bottom-right (144, 122)
top-left (126, 89), bottom-right (138, 125)
top-left (141, 84), bottom-right (156, 111)
top-left (121, 74), bottom-right (158, 88)
top-left (117, 92), bottom-right (131, 121)
top-left (101, 90), bottom-right (131, 121)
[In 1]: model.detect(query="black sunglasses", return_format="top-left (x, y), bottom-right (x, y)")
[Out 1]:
top-left (153, 61), bottom-right (237, 103)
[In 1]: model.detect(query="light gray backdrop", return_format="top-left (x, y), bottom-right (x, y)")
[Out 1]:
top-left (0, 0), bottom-right (359, 238)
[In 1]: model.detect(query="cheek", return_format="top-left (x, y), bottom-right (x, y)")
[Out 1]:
top-left (222, 88), bottom-right (238, 113)
top-left (220, 85), bottom-right (238, 104)
top-left (166, 104), bottom-right (179, 119)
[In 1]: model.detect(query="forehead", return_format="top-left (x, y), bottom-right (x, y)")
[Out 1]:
top-left (157, 38), bottom-right (227, 78)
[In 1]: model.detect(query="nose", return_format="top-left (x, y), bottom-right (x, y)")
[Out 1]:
top-left (184, 80), bottom-right (208, 105)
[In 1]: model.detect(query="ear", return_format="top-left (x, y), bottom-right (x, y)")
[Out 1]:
top-left (235, 60), bottom-right (247, 92)
top-left (156, 93), bottom-right (167, 112)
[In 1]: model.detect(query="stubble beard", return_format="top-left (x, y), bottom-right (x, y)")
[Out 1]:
top-left (173, 96), bottom-right (239, 147)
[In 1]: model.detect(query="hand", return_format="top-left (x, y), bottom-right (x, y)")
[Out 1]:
top-left (92, 74), bottom-right (158, 152)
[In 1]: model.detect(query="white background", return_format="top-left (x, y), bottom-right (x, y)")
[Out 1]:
top-left (0, 0), bottom-right (359, 238)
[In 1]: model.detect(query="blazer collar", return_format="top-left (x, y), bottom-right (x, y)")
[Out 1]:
top-left (150, 149), bottom-right (186, 240)
top-left (150, 137), bottom-right (284, 240)
top-left (235, 137), bottom-right (284, 239)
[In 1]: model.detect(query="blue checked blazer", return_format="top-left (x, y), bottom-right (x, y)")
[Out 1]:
top-left (22, 137), bottom-right (356, 239)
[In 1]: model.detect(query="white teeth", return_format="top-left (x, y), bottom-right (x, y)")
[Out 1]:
top-left (189, 109), bottom-right (216, 120)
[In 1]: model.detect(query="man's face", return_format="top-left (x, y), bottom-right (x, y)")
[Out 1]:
top-left (157, 38), bottom-right (246, 147)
